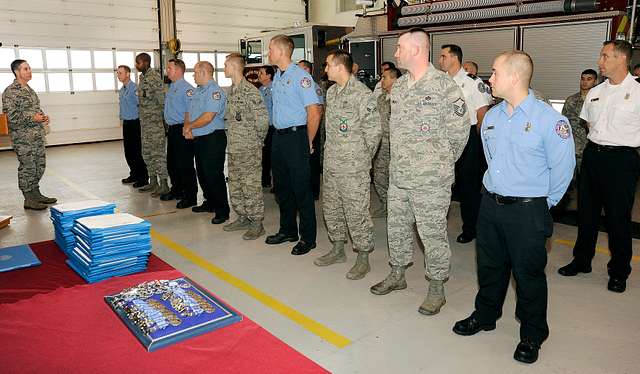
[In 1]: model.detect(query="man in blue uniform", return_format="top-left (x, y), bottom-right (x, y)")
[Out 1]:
top-left (184, 61), bottom-right (230, 224)
top-left (162, 58), bottom-right (197, 209)
top-left (265, 34), bottom-right (322, 255)
top-left (258, 65), bottom-right (275, 189)
top-left (116, 65), bottom-right (148, 188)
top-left (452, 51), bottom-right (575, 364)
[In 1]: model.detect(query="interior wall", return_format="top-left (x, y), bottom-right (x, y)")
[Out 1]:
top-left (309, 0), bottom-right (385, 27)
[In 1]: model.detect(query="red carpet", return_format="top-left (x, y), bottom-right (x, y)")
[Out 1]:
top-left (0, 241), bottom-right (329, 374)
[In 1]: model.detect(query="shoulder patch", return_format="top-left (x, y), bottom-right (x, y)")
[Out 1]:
top-left (301, 77), bottom-right (312, 89)
top-left (555, 119), bottom-right (571, 139)
top-left (316, 88), bottom-right (322, 97)
top-left (186, 89), bottom-right (193, 97)
top-left (212, 91), bottom-right (221, 100)
top-left (453, 98), bottom-right (467, 117)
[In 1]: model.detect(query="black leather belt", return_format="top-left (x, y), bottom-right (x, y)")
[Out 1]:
top-left (484, 191), bottom-right (545, 205)
top-left (587, 140), bottom-right (635, 152)
top-left (275, 125), bottom-right (306, 134)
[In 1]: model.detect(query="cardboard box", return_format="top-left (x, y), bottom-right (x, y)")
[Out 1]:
top-left (0, 113), bottom-right (8, 135)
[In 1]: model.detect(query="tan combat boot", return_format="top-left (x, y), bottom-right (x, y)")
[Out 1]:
top-left (152, 178), bottom-right (169, 198)
top-left (313, 241), bottom-right (346, 266)
top-left (34, 186), bottom-right (57, 204)
top-left (242, 220), bottom-right (265, 240)
top-left (223, 216), bottom-right (251, 232)
top-left (346, 251), bottom-right (371, 280)
top-left (23, 191), bottom-right (47, 210)
top-left (370, 265), bottom-right (407, 295)
top-left (139, 175), bottom-right (157, 192)
top-left (418, 280), bottom-right (446, 315)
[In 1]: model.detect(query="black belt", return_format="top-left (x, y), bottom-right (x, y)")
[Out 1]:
top-left (587, 140), bottom-right (636, 152)
top-left (275, 125), bottom-right (306, 134)
top-left (484, 191), bottom-right (545, 205)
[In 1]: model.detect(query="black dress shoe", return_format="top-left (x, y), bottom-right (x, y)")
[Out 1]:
top-left (122, 176), bottom-right (136, 184)
top-left (160, 191), bottom-right (180, 201)
top-left (176, 199), bottom-right (197, 209)
top-left (558, 261), bottom-right (592, 276)
top-left (211, 214), bottom-right (229, 224)
top-left (456, 233), bottom-right (475, 244)
top-left (607, 277), bottom-right (626, 293)
top-left (192, 201), bottom-right (214, 213)
top-left (265, 232), bottom-right (298, 245)
top-left (133, 180), bottom-right (149, 188)
top-left (514, 339), bottom-right (540, 364)
top-left (452, 315), bottom-right (496, 336)
top-left (291, 241), bottom-right (316, 255)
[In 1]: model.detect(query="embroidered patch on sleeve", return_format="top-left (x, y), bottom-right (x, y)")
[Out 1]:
top-left (301, 77), bottom-right (312, 88)
top-left (555, 119), bottom-right (571, 139)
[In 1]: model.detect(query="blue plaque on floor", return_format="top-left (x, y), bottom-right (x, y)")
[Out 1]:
top-left (105, 277), bottom-right (242, 351)
top-left (0, 244), bottom-right (41, 273)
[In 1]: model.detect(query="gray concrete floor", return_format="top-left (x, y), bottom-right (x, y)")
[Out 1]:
top-left (0, 141), bottom-right (638, 374)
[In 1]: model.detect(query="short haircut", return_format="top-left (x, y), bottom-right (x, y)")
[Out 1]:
top-left (10, 59), bottom-right (27, 77)
top-left (633, 63), bottom-right (640, 70)
top-left (135, 52), bottom-right (151, 64)
top-left (497, 50), bottom-right (534, 87)
top-left (226, 53), bottom-right (245, 69)
top-left (465, 61), bottom-right (479, 72)
top-left (197, 61), bottom-right (214, 76)
top-left (298, 59), bottom-right (312, 72)
top-left (401, 27), bottom-right (429, 38)
top-left (261, 65), bottom-right (275, 80)
top-left (399, 27), bottom-right (430, 52)
top-left (381, 61), bottom-right (396, 69)
top-left (168, 58), bottom-right (186, 72)
top-left (603, 40), bottom-right (633, 61)
top-left (441, 44), bottom-right (463, 63)
top-left (581, 68), bottom-right (597, 79)
top-left (117, 65), bottom-right (131, 73)
top-left (386, 67), bottom-right (402, 79)
top-left (270, 34), bottom-right (294, 56)
top-left (327, 50), bottom-right (353, 73)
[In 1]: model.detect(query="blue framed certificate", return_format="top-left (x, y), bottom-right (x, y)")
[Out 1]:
top-left (105, 277), bottom-right (242, 351)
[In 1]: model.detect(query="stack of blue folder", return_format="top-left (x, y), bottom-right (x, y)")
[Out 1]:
top-left (50, 200), bottom-right (117, 254)
top-left (66, 213), bottom-right (152, 283)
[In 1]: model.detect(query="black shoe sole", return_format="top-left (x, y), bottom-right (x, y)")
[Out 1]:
top-left (291, 242), bottom-right (316, 255)
top-left (557, 267), bottom-right (592, 277)
top-left (452, 323), bottom-right (496, 336)
top-left (265, 235), bottom-right (299, 245)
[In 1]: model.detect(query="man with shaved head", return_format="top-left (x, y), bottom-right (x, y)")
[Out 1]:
top-left (369, 28), bottom-right (469, 316)
top-left (453, 51), bottom-right (575, 364)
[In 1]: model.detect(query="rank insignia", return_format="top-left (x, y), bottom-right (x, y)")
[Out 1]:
top-left (339, 118), bottom-right (349, 133)
top-left (453, 98), bottom-right (467, 117)
top-left (524, 122), bottom-right (532, 132)
top-left (555, 119), bottom-right (571, 139)
top-left (186, 89), bottom-right (193, 97)
top-left (212, 91), bottom-right (221, 100)
top-left (235, 112), bottom-right (242, 121)
top-left (301, 77), bottom-right (312, 88)
top-left (420, 124), bottom-right (430, 132)
top-left (625, 93), bottom-right (630, 100)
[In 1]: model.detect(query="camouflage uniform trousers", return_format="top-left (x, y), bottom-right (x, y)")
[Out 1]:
top-left (372, 135), bottom-right (390, 203)
top-left (387, 182), bottom-right (452, 281)
top-left (140, 115), bottom-right (167, 179)
top-left (227, 151), bottom-right (264, 221)
top-left (323, 169), bottom-right (374, 252)
top-left (11, 127), bottom-right (46, 193)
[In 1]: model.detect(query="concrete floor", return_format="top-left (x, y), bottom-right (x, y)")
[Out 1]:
top-left (0, 141), bottom-right (638, 374)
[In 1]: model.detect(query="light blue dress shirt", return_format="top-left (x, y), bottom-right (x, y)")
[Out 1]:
top-left (119, 80), bottom-right (139, 120)
top-left (259, 83), bottom-right (273, 126)
top-left (188, 79), bottom-right (226, 137)
top-left (481, 90), bottom-right (576, 207)
top-left (271, 63), bottom-right (321, 129)
top-left (164, 78), bottom-right (194, 125)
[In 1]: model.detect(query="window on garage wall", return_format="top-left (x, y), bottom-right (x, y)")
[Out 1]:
top-left (181, 51), bottom-right (232, 88)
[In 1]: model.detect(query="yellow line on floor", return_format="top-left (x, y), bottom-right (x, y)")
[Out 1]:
top-left (553, 239), bottom-right (640, 262)
top-left (151, 229), bottom-right (352, 348)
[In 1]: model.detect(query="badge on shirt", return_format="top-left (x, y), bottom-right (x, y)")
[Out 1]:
top-left (316, 88), bottom-right (323, 97)
top-left (186, 89), bottom-right (193, 97)
top-left (555, 120), bottom-right (571, 139)
top-left (212, 91), bottom-right (221, 100)
top-left (453, 98), bottom-right (467, 117)
top-left (235, 112), bottom-right (242, 121)
top-left (339, 118), bottom-right (349, 134)
top-left (301, 77), bottom-right (312, 89)
top-left (420, 124), bottom-right (430, 133)
top-left (524, 122), bottom-right (532, 132)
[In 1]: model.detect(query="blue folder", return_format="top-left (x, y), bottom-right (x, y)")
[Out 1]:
top-left (0, 244), bottom-right (42, 273)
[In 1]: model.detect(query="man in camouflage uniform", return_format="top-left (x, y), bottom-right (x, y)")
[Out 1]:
top-left (371, 67), bottom-right (401, 218)
top-left (313, 50), bottom-right (381, 280)
top-left (222, 54), bottom-right (269, 240)
top-left (135, 53), bottom-right (169, 197)
top-left (370, 29), bottom-right (469, 316)
top-left (562, 69), bottom-right (597, 170)
top-left (2, 59), bottom-right (57, 210)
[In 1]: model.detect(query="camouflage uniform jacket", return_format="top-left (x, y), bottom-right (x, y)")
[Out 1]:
top-left (137, 68), bottom-right (164, 113)
top-left (324, 75), bottom-right (381, 174)
top-left (225, 78), bottom-right (269, 153)
top-left (562, 91), bottom-right (588, 155)
top-left (376, 90), bottom-right (391, 139)
top-left (389, 64), bottom-right (469, 189)
top-left (2, 80), bottom-right (43, 135)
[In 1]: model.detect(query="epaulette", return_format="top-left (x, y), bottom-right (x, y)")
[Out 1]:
top-left (467, 73), bottom-right (478, 80)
